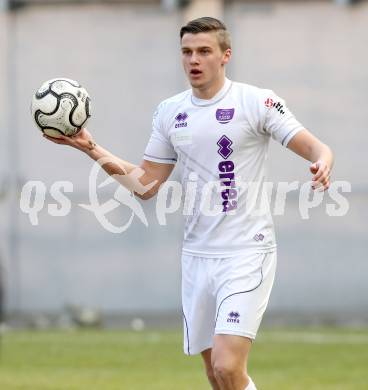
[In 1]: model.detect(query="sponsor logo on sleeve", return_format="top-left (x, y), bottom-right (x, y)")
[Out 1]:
top-left (265, 98), bottom-right (285, 115)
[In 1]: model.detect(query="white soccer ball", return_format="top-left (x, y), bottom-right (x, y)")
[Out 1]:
top-left (31, 78), bottom-right (91, 138)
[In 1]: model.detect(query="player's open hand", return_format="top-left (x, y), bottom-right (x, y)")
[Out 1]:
top-left (43, 128), bottom-right (96, 153)
top-left (310, 160), bottom-right (331, 191)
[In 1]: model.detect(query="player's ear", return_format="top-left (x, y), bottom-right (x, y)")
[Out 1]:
top-left (222, 48), bottom-right (232, 65)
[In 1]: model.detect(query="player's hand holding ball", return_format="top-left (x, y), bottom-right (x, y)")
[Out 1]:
top-left (31, 78), bottom-right (96, 152)
top-left (43, 127), bottom-right (96, 153)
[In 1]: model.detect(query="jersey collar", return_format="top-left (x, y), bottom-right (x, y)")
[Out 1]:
top-left (191, 78), bottom-right (232, 107)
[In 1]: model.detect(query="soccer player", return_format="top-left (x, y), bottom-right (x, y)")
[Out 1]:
top-left (44, 17), bottom-right (333, 390)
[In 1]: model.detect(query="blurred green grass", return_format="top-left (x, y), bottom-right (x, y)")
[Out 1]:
top-left (0, 328), bottom-right (367, 389)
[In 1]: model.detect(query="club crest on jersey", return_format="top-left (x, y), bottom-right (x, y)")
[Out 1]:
top-left (175, 112), bottom-right (188, 128)
top-left (216, 108), bottom-right (235, 124)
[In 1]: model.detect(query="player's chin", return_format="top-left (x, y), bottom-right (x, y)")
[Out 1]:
top-left (188, 77), bottom-right (206, 88)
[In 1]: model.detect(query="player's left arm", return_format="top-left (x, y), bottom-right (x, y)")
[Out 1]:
top-left (287, 129), bottom-right (334, 191)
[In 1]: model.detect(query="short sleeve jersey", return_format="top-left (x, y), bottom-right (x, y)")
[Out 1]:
top-left (144, 78), bottom-right (304, 257)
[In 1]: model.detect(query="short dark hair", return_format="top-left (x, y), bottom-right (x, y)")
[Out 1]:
top-left (180, 17), bottom-right (231, 52)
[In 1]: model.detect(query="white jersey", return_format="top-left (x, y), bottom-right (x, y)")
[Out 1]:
top-left (144, 78), bottom-right (304, 257)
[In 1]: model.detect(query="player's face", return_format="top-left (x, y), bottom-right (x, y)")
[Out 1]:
top-left (181, 32), bottom-right (231, 90)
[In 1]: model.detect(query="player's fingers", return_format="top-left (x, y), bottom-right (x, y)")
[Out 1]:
top-left (319, 179), bottom-right (330, 192)
top-left (312, 182), bottom-right (322, 191)
top-left (312, 175), bottom-right (325, 189)
top-left (312, 164), bottom-right (328, 182)
top-left (58, 134), bottom-right (70, 141)
top-left (323, 174), bottom-right (330, 183)
top-left (309, 162), bottom-right (319, 174)
top-left (43, 134), bottom-right (67, 145)
top-left (318, 171), bottom-right (329, 183)
top-left (312, 173), bottom-right (330, 191)
top-left (313, 169), bottom-right (330, 185)
top-left (42, 134), bottom-right (56, 142)
top-left (314, 179), bottom-right (329, 192)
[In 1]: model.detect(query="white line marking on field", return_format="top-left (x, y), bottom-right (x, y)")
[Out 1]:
top-left (258, 332), bottom-right (368, 344)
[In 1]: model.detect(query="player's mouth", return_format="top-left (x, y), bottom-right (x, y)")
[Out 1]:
top-left (190, 69), bottom-right (203, 78)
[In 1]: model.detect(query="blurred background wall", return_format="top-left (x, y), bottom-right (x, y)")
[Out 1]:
top-left (0, 0), bottom-right (367, 327)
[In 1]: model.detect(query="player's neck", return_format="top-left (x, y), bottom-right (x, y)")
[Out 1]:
top-left (192, 76), bottom-right (226, 100)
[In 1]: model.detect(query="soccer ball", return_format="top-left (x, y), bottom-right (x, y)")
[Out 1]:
top-left (31, 78), bottom-right (91, 138)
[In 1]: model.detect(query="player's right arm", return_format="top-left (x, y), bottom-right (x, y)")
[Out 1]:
top-left (43, 128), bottom-right (175, 200)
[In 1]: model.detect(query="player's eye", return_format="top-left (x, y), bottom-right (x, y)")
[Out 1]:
top-left (200, 48), bottom-right (211, 54)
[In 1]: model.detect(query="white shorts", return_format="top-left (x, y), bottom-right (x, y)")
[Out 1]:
top-left (181, 251), bottom-right (277, 355)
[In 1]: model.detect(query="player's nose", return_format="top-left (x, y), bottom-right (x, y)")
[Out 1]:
top-left (189, 53), bottom-right (200, 65)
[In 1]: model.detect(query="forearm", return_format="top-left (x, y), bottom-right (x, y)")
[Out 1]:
top-left (84, 142), bottom-right (174, 201)
top-left (84, 143), bottom-right (157, 199)
top-left (308, 142), bottom-right (334, 170)
top-left (288, 129), bottom-right (334, 169)
top-left (85, 143), bottom-right (138, 177)
top-left (287, 129), bottom-right (334, 190)
top-left (43, 129), bottom-right (173, 199)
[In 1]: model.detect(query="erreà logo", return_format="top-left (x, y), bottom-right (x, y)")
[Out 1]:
top-left (227, 311), bottom-right (240, 323)
top-left (216, 108), bottom-right (235, 124)
top-left (175, 112), bottom-right (188, 128)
